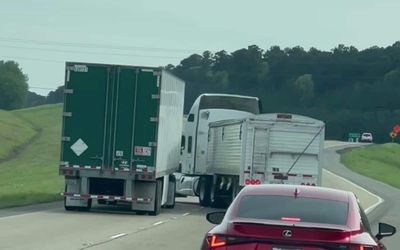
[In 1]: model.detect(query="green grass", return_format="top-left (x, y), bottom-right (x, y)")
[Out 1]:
top-left (0, 104), bottom-right (64, 208)
top-left (0, 110), bottom-right (36, 161)
top-left (341, 143), bottom-right (400, 189)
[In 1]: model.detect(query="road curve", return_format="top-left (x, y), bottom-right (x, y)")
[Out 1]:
top-left (322, 144), bottom-right (400, 249)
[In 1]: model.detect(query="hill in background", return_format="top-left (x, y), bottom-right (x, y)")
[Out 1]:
top-left (0, 104), bottom-right (63, 208)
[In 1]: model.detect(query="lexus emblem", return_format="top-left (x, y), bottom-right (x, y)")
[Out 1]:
top-left (282, 230), bottom-right (292, 238)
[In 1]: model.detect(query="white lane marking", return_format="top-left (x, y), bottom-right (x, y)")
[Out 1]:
top-left (182, 212), bottom-right (190, 216)
top-left (110, 233), bottom-right (127, 240)
top-left (323, 169), bottom-right (384, 214)
top-left (153, 221), bottom-right (164, 226)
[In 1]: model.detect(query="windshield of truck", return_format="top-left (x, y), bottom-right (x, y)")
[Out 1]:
top-left (199, 96), bottom-right (260, 114)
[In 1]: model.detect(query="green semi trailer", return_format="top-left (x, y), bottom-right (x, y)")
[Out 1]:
top-left (59, 62), bottom-right (185, 215)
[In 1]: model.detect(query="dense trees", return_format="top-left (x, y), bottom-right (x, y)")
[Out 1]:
top-left (2, 42), bottom-right (399, 142)
top-left (170, 42), bottom-right (400, 143)
top-left (0, 61), bottom-right (28, 110)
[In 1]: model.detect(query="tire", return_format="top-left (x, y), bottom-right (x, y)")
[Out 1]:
top-left (229, 178), bottom-right (239, 206)
top-left (97, 199), bottom-right (106, 205)
top-left (164, 175), bottom-right (176, 209)
top-left (64, 197), bottom-right (75, 211)
top-left (199, 176), bottom-right (211, 207)
top-left (210, 187), bottom-right (223, 209)
top-left (149, 179), bottom-right (162, 216)
top-left (77, 199), bottom-right (92, 212)
top-left (193, 177), bottom-right (200, 196)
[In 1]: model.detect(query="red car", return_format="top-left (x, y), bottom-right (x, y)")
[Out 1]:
top-left (202, 184), bottom-right (396, 250)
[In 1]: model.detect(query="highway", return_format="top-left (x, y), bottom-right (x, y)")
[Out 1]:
top-left (322, 144), bottom-right (400, 249)
top-left (0, 143), bottom-right (398, 250)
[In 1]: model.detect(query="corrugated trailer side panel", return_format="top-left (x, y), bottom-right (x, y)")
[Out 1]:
top-left (155, 71), bottom-right (185, 178)
top-left (207, 123), bottom-right (243, 175)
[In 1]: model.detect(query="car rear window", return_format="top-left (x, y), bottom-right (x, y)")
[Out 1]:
top-left (237, 195), bottom-right (348, 225)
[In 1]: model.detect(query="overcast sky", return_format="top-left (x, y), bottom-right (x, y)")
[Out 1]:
top-left (1, 0), bottom-right (399, 95)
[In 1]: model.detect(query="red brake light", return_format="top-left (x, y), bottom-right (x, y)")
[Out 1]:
top-left (207, 235), bottom-right (226, 248)
top-left (245, 179), bottom-right (261, 185)
top-left (281, 217), bottom-right (301, 222)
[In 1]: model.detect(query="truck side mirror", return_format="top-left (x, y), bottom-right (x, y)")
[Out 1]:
top-left (376, 222), bottom-right (396, 240)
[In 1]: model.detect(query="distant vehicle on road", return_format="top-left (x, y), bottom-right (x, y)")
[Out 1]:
top-left (361, 132), bottom-right (373, 143)
top-left (203, 184), bottom-right (396, 250)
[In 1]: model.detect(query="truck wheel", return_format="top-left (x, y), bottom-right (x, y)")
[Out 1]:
top-left (149, 179), bottom-right (163, 216)
top-left (199, 176), bottom-right (211, 207)
top-left (210, 188), bottom-right (224, 208)
top-left (193, 177), bottom-right (200, 196)
top-left (164, 175), bottom-right (176, 209)
top-left (227, 178), bottom-right (239, 207)
top-left (64, 197), bottom-right (75, 211)
top-left (77, 199), bottom-right (92, 212)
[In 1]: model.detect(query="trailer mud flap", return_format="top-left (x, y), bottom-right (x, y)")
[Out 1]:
top-left (131, 180), bottom-right (160, 212)
top-left (64, 182), bottom-right (90, 208)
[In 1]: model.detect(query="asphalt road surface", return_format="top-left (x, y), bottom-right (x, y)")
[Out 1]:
top-left (0, 142), bottom-right (398, 250)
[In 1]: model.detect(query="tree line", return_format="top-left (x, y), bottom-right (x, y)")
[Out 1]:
top-left (168, 42), bottom-right (400, 143)
top-left (1, 42), bottom-right (400, 142)
top-left (0, 60), bottom-right (63, 110)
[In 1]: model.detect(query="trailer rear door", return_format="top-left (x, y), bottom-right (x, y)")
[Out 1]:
top-left (62, 64), bottom-right (110, 169)
top-left (61, 63), bottom-right (159, 175)
top-left (243, 126), bottom-right (269, 185)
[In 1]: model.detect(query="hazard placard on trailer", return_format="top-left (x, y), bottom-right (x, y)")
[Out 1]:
top-left (70, 139), bottom-right (88, 156)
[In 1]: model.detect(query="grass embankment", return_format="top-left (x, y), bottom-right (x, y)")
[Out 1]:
top-left (0, 110), bottom-right (36, 161)
top-left (0, 104), bottom-right (64, 208)
top-left (341, 143), bottom-right (400, 189)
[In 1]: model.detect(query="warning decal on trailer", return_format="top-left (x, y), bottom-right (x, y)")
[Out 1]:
top-left (134, 146), bottom-right (152, 156)
top-left (70, 138), bottom-right (88, 156)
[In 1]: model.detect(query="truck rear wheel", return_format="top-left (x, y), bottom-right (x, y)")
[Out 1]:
top-left (64, 197), bottom-right (75, 211)
top-left (78, 199), bottom-right (92, 211)
top-left (149, 179), bottom-right (163, 216)
top-left (199, 176), bottom-right (211, 207)
top-left (163, 175), bottom-right (176, 209)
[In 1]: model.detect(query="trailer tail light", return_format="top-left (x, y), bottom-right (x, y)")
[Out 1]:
top-left (245, 179), bottom-right (261, 185)
top-left (207, 235), bottom-right (226, 248)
